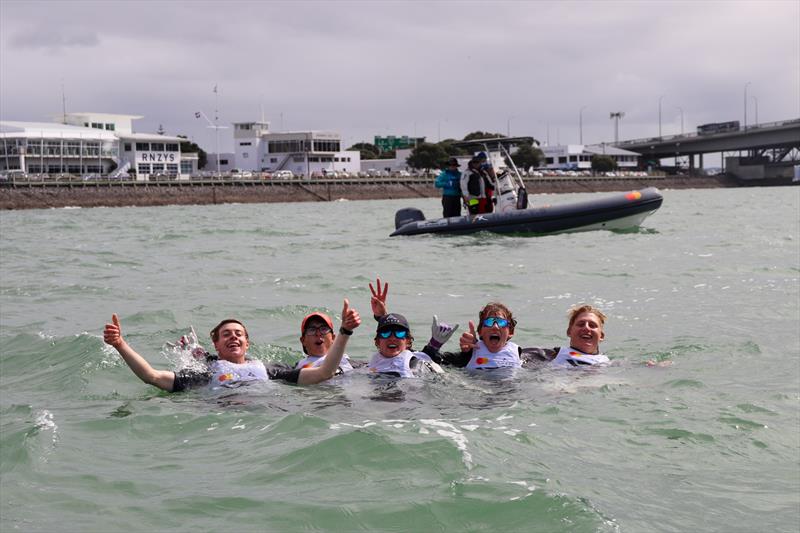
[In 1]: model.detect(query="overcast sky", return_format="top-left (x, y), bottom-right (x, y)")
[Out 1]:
top-left (1, 0), bottom-right (798, 153)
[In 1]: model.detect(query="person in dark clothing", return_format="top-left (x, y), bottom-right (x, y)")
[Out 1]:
top-left (434, 157), bottom-right (463, 218)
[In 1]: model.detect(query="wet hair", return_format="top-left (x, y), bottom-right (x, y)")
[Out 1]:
top-left (210, 319), bottom-right (249, 343)
top-left (567, 305), bottom-right (607, 329)
top-left (478, 302), bottom-right (517, 333)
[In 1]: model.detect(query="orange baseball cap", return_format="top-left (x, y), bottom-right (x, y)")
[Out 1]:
top-left (301, 312), bottom-right (333, 333)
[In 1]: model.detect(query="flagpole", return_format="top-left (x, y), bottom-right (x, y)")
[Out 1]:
top-left (214, 84), bottom-right (220, 176)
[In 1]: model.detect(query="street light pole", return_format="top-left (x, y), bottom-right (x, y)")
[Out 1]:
top-left (751, 95), bottom-right (758, 125)
top-left (507, 116), bottom-right (514, 137)
top-left (744, 82), bottom-right (751, 130)
top-left (579, 105), bottom-right (587, 145)
top-left (675, 106), bottom-right (684, 135)
top-left (658, 95), bottom-right (665, 138)
top-left (609, 111), bottom-right (625, 143)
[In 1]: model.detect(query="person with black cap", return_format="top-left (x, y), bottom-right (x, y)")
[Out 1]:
top-left (434, 157), bottom-right (463, 218)
top-left (368, 277), bottom-right (458, 378)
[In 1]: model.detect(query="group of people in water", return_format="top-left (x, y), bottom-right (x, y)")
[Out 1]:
top-left (434, 152), bottom-right (497, 218)
top-left (103, 278), bottom-right (624, 394)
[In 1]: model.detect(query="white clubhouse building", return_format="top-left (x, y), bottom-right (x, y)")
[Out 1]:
top-left (228, 120), bottom-right (360, 176)
top-left (0, 113), bottom-right (198, 179)
top-left (541, 144), bottom-right (640, 170)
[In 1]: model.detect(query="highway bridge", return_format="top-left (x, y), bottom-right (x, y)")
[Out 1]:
top-left (613, 118), bottom-right (800, 176)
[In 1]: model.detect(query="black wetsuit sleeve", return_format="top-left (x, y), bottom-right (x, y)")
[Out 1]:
top-left (519, 346), bottom-right (558, 366)
top-left (172, 369), bottom-right (212, 392)
top-left (265, 364), bottom-right (302, 384)
top-left (428, 348), bottom-right (472, 367)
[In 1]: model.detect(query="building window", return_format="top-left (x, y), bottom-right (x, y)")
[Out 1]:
top-left (242, 152), bottom-right (249, 158)
top-left (84, 122), bottom-right (89, 127)
top-left (166, 164), bottom-right (178, 176)
top-left (545, 157), bottom-right (554, 164)
top-left (239, 142), bottom-right (252, 146)
top-left (220, 159), bottom-right (229, 165)
top-left (105, 124), bottom-right (115, 131)
top-left (124, 143), bottom-right (131, 151)
top-left (312, 140), bottom-right (341, 152)
top-left (91, 122), bottom-right (102, 129)
top-left (270, 157), bottom-right (277, 163)
top-left (180, 160), bottom-right (193, 174)
top-left (138, 163), bottom-right (151, 174)
top-left (136, 142), bottom-right (149, 151)
top-left (165, 143), bottom-right (179, 151)
top-left (150, 142), bottom-right (165, 152)
top-left (558, 156), bottom-right (567, 164)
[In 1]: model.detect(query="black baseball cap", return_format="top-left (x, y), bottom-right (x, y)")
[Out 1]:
top-left (376, 313), bottom-right (410, 332)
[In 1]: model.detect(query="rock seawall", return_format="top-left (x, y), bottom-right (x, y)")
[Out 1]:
top-left (0, 175), bottom-right (737, 210)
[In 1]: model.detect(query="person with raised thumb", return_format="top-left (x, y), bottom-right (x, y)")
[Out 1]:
top-left (103, 299), bottom-right (361, 392)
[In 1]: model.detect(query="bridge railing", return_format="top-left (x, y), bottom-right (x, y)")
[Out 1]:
top-left (614, 118), bottom-right (800, 147)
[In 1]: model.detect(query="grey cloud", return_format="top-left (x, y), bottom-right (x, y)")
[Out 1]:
top-left (9, 29), bottom-right (99, 50)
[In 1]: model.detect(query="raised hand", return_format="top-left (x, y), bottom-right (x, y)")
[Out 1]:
top-left (103, 313), bottom-right (124, 348)
top-left (369, 277), bottom-right (389, 317)
top-left (459, 320), bottom-right (479, 352)
top-left (428, 315), bottom-right (459, 350)
top-left (341, 298), bottom-right (361, 331)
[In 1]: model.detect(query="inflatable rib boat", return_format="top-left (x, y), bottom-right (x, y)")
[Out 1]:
top-left (391, 187), bottom-right (663, 237)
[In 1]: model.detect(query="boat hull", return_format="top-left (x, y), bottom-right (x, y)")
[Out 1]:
top-left (390, 187), bottom-right (663, 237)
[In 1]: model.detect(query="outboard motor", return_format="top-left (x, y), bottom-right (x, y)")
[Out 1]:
top-left (395, 207), bottom-right (425, 230)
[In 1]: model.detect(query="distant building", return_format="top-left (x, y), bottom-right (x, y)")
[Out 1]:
top-left (540, 144), bottom-right (640, 170)
top-left (227, 121), bottom-right (360, 176)
top-left (0, 113), bottom-right (198, 179)
top-left (204, 153), bottom-right (236, 173)
top-left (374, 135), bottom-right (425, 153)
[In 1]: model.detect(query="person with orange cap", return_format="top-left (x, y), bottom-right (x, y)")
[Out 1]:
top-left (294, 310), bottom-right (356, 374)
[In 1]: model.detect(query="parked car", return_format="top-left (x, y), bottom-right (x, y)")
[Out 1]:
top-left (273, 170), bottom-right (295, 179)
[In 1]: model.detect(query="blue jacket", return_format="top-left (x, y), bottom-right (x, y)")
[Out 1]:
top-left (435, 169), bottom-right (462, 197)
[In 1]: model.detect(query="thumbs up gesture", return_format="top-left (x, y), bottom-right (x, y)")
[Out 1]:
top-left (103, 313), bottom-right (125, 348)
top-left (459, 320), bottom-right (479, 353)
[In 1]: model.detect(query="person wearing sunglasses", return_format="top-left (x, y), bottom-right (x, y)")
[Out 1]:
top-left (368, 313), bottom-right (451, 378)
top-left (428, 302), bottom-right (523, 370)
top-left (102, 299), bottom-right (361, 392)
top-left (294, 311), bottom-right (356, 375)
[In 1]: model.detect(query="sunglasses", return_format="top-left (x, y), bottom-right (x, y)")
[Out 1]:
top-left (481, 317), bottom-right (510, 328)
top-left (304, 325), bottom-right (332, 336)
top-left (378, 328), bottom-right (408, 339)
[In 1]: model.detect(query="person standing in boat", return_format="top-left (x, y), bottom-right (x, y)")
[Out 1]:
top-left (434, 157), bottom-right (463, 218)
top-left (474, 152), bottom-right (496, 214)
top-left (461, 158), bottom-right (487, 215)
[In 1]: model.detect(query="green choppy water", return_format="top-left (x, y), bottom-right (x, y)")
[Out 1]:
top-left (1, 187), bottom-right (799, 532)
